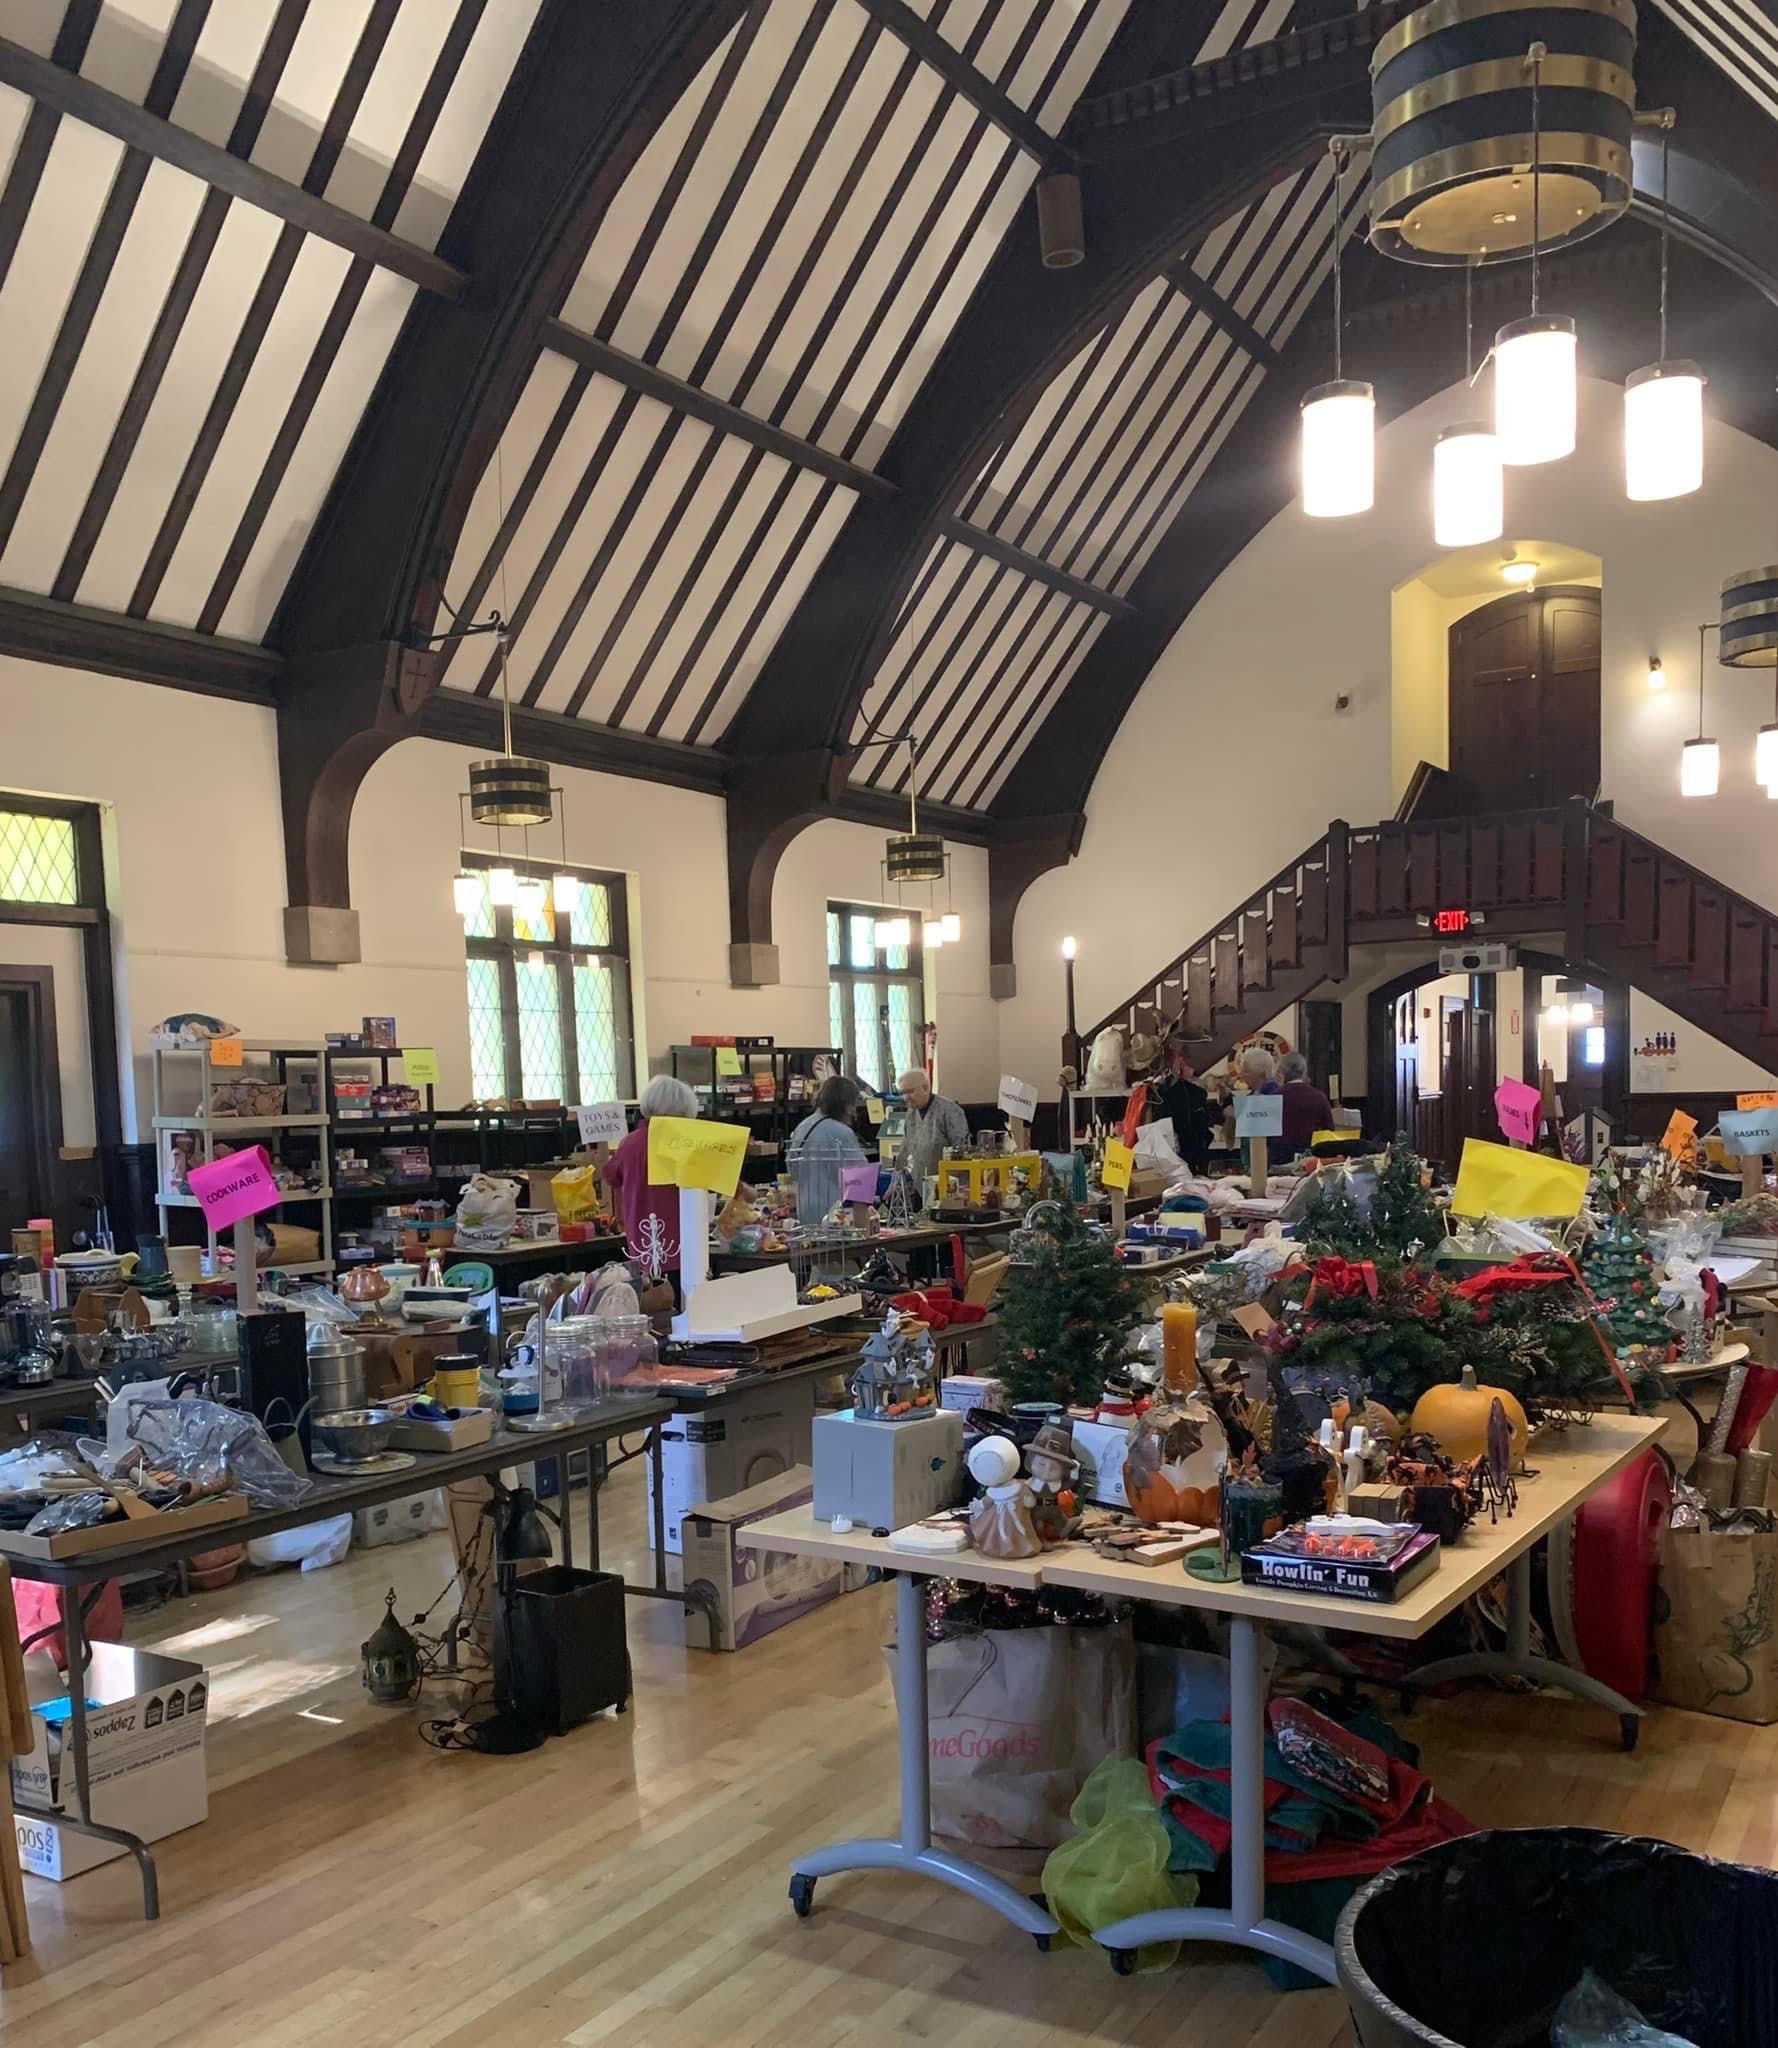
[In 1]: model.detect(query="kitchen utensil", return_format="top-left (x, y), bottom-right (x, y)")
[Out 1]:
top-left (310, 1407), bottom-right (396, 1462)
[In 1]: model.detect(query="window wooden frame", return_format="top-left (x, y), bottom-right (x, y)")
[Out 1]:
top-left (827, 900), bottom-right (925, 1093)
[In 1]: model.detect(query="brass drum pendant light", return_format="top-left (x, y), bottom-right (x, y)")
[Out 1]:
top-left (468, 626), bottom-right (553, 828)
top-left (1369, 0), bottom-right (1636, 267)
top-left (1721, 569), bottom-right (1778, 670)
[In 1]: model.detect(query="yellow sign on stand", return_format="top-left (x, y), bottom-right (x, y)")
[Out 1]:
top-left (1100, 1138), bottom-right (1133, 1192)
top-left (1450, 1138), bottom-right (1589, 1221)
top-left (647, 1115), bottom-right (748, 1198)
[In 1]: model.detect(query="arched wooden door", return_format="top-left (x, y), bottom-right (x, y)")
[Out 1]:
top-left (1448, 585), bottom-right (1601, 811)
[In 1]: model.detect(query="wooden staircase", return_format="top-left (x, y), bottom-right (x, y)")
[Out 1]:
top-left (1077, 801), bottom-right (1778, 1080)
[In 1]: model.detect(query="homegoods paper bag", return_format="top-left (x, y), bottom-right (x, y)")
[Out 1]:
top-left (886, 1622), bottom-right (1135, 1848)
top-left (1654, 1523), bottom-right (1778, 1724)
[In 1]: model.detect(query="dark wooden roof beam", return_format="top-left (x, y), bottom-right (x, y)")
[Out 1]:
top-left (855, 0), bottom-right (1074, 172)
top-left (0, 584), bottom-right (280, 702)
top-left (941, 516), bottom-right (1136, 619)
top-left (1164, 257), bottom-right (1282, 368)
top-left (542, 318), bottom-right (894, 501)
top-left (0, 33), bottom-right (466, 300)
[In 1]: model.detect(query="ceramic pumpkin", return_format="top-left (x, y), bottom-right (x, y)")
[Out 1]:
top-left (1410, 1365), bottom-right (1528, 1469)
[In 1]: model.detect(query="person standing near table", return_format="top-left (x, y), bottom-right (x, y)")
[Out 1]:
top-left (602, 1074), bottom-right (699, 1278)
top-left (787, 1075), bottom-right (868, 1225)
top-left (1278, 1050), bottom-right (1335, 1162)
top-left (896, 1067), bottom-right (969, 1192)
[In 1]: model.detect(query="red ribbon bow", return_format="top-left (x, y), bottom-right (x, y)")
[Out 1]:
top-left (1305, 1256), bottom-right (1379, 1308)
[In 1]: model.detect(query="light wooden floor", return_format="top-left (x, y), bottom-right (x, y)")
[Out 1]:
top-left (5, 1443), bottom-right (1777, 2048)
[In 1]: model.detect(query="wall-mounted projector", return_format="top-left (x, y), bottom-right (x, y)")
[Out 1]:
top-left (1439, 942), bottom-right (1516, 975)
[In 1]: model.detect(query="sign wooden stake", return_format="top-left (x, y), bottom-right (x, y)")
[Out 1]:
top-left (1249, 1136), bottom-right (1268, 1200)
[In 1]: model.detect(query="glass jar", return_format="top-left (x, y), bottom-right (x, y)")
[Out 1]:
top-left (593, 1313), bottom-right (656, 1396)
top-left (552, 1315), bottom-right (602, 1414)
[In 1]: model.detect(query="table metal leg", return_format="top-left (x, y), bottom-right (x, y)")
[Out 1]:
top-left (1406, 1546), bottom-right (1643, 1745)
top-left (651, 1422), bottom-right (668, 1592)
top-left (786, 1571), bottom-right (1058, 1943)
top-left (555, 1452), bottom-right (574, 1570)
top-left (586, 1447), bottom-right (602, 1573)
top-left (1091, 1616), bottom-right (1336, 1983)
top-left (46, 1584), bottom-right (161, 1918)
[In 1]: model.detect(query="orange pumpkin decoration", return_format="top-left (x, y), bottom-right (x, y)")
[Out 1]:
top-left (1409, 1365), bottom-right (1528, 1469)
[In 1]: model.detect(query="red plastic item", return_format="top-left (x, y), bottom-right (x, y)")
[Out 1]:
top-left (1569, 1447), bottom-right (1671, 1703)
top-left (11, 1579), bottom-right (125, 1673)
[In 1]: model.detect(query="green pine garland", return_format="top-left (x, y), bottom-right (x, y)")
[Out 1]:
top-left (998, 1205), bottom-right (1147, 1408)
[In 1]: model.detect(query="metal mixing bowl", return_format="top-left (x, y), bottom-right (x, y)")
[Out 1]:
top-left (310, 1407), bottom-right (395, 1461)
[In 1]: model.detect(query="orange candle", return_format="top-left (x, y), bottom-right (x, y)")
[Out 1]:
top-left (1161, 1300), bottom-right (1198, 1392)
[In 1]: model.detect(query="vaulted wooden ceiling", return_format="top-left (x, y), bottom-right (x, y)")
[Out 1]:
top-left (1, 0), bottom-right (1776, 972)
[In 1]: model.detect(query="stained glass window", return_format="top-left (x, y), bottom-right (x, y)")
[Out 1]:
top-left (0, 811), bottom-right (76, 904)
top-left (828, 901), bottom-right (924, 1096)
top-left (460, 858), bottom-right (633, 1103)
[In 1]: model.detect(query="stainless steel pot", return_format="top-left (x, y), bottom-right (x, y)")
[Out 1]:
top-left (305, 1324), bottom-right (366, 1414)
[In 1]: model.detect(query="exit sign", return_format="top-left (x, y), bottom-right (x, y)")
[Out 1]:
top-left (1434, 908), bottom-right (1472, 934)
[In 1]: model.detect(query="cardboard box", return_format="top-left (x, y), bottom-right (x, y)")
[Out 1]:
top-left (0, 1492), bottom-right (247, 1563)
top-left (354, 1490), bottom-right (447, 1548)
top-left (12, 1642), bottom-right (209, 1879)
top-left (812, 1407), bottom-right (963, 1529)
top-left (646, 1375), bottom-right (815, 1554)
top-left (680, 1467), bottom-right (848, 1651)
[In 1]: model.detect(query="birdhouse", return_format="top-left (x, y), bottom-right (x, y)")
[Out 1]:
top-left (849, 1310), bottom-right (936, 1420)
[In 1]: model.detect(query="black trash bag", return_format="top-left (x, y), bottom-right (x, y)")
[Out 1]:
top-left (1334, 1828), bottom-right (1778, 2048)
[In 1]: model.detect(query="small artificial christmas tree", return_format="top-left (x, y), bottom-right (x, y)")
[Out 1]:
top-left (998, 1204), bottom-right (1146, 1409)
top-left (1579, 1215), bottom-right (1674, 1357)
top-left (1296, 1168), bottom-right (1373, 1258)
top-left (1367, 1137), bottom-right (1447, 1261)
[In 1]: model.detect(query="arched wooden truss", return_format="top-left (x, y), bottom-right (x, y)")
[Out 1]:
top-left (0, 0), bottom-right (1774, 971)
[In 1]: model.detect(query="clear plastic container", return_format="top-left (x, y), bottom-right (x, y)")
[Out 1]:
top-left (592, 1314), bottom-right (656, 1396)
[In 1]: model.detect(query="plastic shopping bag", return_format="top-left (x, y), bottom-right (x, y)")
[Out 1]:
top-left (1040, 1756), bottom-right (1197, 1971)
top-left (550, 1165), bottom-right (599, 1225)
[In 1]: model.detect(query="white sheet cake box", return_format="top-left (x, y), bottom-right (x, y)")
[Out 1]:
top-left (939, 1373), bottom-right (1005, 1414)
top-left (646, 1374), bottom-right (816, 1555)
top-left (812, 1407), bottom-right (964, 1531)
top-left (680, 1466), bottom-right (848, 1651)
top-left (12, 1641), bottom-right (209, 1880)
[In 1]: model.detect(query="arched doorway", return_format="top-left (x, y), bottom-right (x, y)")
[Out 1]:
top-left (1448, 585), bottom-right (1601, 811)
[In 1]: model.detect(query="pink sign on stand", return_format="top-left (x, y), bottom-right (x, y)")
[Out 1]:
top-left (840, 1163), bottom-right (881, 1203)
top-left (1494, 1079), bottom-right (1543, 1147)
top-left (186, 1145), bottom-right (283, 1230)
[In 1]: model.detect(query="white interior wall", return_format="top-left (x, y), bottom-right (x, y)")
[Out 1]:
top-left (0, 656), bottom-right (997, 1138)
top-left (1008, 376), bottom-right (1778, 1090)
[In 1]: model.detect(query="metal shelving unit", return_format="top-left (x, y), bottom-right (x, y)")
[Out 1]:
top-left (668, 1039), bottom-right (842, 1167)
top-left (152, 1039), bottom-right (334, 1277)
top-left (326, 1044), bottom-right (438, 1210)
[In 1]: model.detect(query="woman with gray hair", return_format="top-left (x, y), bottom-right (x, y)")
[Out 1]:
top-left (787, 1073), bottom-right (868, 1225)
top-left (1278, 1050), bottom-right (1334, 1157)
top-left (601, 1073), bottom-right (700, 1280)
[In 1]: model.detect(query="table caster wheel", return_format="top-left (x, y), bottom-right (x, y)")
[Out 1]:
top-left (790, 1874), bottom-right (817, 1919)
top-left (1620, 1713), bottom-right (1641, 1754)
top-left (1029, 1894), bottom-right (1052, 1953)
top-left (1107, 1947), bottom-right (1137, 1976)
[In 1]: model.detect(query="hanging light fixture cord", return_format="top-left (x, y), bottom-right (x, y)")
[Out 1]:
top-left (1328, 137), bottom-right (1345, 380)
top-left (1465, 259), bottom-right (1475, 383)
top-left (1697, 621), bottom-right (1707, 741)
top-left (1659, 120), bottom-right (1671, 361)
top-left (1527, 42), bottom-right (1545, 314)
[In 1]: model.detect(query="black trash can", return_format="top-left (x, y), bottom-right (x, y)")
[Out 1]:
top-left (502, 1566), bottom-right (629, 1735)
top-left (1335, 1828), bottom-right (1778, 2048)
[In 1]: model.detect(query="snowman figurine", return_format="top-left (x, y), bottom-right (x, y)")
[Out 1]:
top-left (966, 1434), bottom-right (1043, 1559)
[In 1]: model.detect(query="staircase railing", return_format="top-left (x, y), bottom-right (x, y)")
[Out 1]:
top-left (1079, 830), bottom-right (1338, 1054)
top-left (1081, 796), bottom-right (1778, 1082)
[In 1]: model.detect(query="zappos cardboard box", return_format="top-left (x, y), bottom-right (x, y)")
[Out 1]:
top-left (12, 1641), bottom-right (209, 1880)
